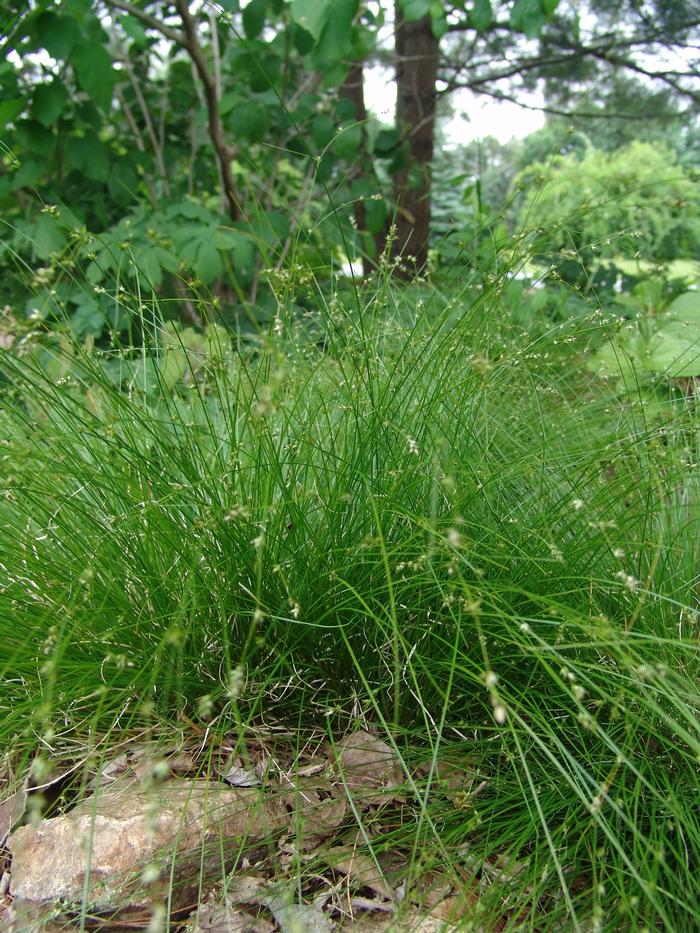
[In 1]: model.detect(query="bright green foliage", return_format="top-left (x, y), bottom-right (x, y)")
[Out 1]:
top-left (0, 0), bottom-right (385, 335)
top-left (515, 141), bottom-right (700, 275)
top-left (592, 288), bottom-right (700, 380)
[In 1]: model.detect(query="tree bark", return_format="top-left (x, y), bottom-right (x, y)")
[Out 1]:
top-left (339, 62), bottom-right (373, 277)
top-left (391, 4), bottom-right (439, 277)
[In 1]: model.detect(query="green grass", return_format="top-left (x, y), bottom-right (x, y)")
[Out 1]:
top-left (1, 269), bottom-right (699, 931)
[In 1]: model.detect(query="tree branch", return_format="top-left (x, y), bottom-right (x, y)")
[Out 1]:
top-left (173, 0), bottom-right (241, 221)
top-left (102, 0), bottom-right (185, 44)
top-left (462, 84), bottom-right (685, 123)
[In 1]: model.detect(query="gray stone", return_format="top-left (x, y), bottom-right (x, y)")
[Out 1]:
top-left (7, 780), bottom-right (286, 921)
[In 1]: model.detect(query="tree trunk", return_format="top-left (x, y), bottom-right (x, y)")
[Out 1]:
top-left (391, 4), bottom-right (439, 278)
top-left (339, 63), bottom-right (374, 277)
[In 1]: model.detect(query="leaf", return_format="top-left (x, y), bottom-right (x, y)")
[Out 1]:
top-left (332, 123), bottom-right (363, 160)
top-left (33, 12), bottom-right (81, 59)
top-left (66, 135), bottom-right (109, 181)
top-left (374, 128), bottom-right (401, 156)
top-left (324, 846), bottom-right (393, 900)
top-left (119, 13), bottom-right (148, 45)
top-left (314, 0), bottom-right (358, 64)
top-left (282, 776), bottom-right (347, 841)
top-left (291, 22), bottom-right (315, 54)
top-left (291, 0), bottom-right (333, 41)
top-left (139, 247), bottom-right (163, 289)
top-left (471, 0), bottom-right (493, 31)
top-left (33, 214), bottom-right (67, 258)
top-left (667, 291), bottom-right (700, 323)
top-left (400, 0), bottom-right (432, 20)
top-left (16, 120), bottom-right (56, 157)
top-left (108, 158), bottom-right (140, 206)
top-left (71, 297), bottom-right (105, 337)
top-left (32, 80), bottom-right (69, 128)
top-left (194, 241), bottom-right (223, 284)
top-left (431, 12), bottom-right (448, 38)
top-left (510, 0), bottom-right (546, 37)
top-left (227, 101), bottom-right (269, 142)
top-left (645, 321), bottom-right (700, 377)
top-left (242, 0), bottom-right (266, 39)
top-left (154, 246), bottom-right (180, 274)
top-left (10, 159), bottom-right (43, 190)
top-left (311, 114), bottom-right (336, 150)
top-left (265, 897), bottom-right (335, 933)
top-left (332, 731), bottom-right (403, 803)
top-left (365, 197), bottom-right (387, 236)
top-left (0, 98), bottom-right (24, 129)
top-left (222, 764), bottom-right (261, 787)
top-left (589, 337), bottom-right (639, 381)
top-left (191, 900), bottom-right (274, 933)
top-left (71, 42), bottom-right (116, 111)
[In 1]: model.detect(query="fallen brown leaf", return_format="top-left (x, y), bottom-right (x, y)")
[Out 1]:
top-left (331, 732), bottom-right (404, 805)
top-left (325, 846), bottom-right (394, 901)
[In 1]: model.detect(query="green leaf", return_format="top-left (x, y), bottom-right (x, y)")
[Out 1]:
top-left (0, 98), bottom-right (25, 129)
top-left (33, 12), bottom-right (80, 59)
top-left (314, 0), bottom-right (358, 64)
top-left (71, 43), bottom-right (116, 111)
top-left (248, 53), bottom-right (280, 92)
top-left (543, 0), bottom-right (560, 13)
top-left (291, 0), bottom-right (332, 40)
top-left (119, 14), bottom-right (148, 45)
top-left (66, 135), bottom-right (109, 181)
top-left (154, 246), bottom-right (180, 274)
top-left (431, 13), bottom-right (448, 38)
top-left (374, 128), bottom-right (401, 155)
top-left (242, 0), bottom-right (266, 38)
top-left (332, 123), bottom-right (363, 159)
top-left (365, 197), bottom-right (387, 236)
top-left (220, 92), bottom-right (238, 115)
top-left (291, 23), bottom-right (315, 54)
top-left (311, 114), bottom-right (335, 149)
top-left (510, 0), bottom-right (545, 37)
top-left (227, 101), bottom-right (269, 142)
top-left (16, 120), bottom-right (55, 157)
top-left (32, 80), bottom-right (69, 128)
top-left (589, 338), bottom-right (639, 381)
top-left (214, 228), bottom-right (257, 268)
top-left (71, 297), bottom-right (105, 337)
top-left (471, 0), bottom-right (493, 31)
top-left (645, 321), bottom-right (700, 377)
top-left (140, 248), bottom-right (163, 289)
top-left (401, 0), bottom-right (432, 20)
top-left (194, 241), bottom-right (223, 284)
top-left (667, 291), bottom-right (700, 323)
top-left (10, 159), bottom-right (41, 190)
top-left (33, 214), bottom-right (68, 258)
top-left (108, 158), bottom-right (140, 206)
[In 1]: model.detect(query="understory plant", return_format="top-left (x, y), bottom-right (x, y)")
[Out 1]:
top-left (1, 264), bottom-right (699, 930)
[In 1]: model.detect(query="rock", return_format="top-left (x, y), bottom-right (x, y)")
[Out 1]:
top-left (7, 780), bottom-right (287, 923)
top-left (0, 897), bottom-right (66, 932)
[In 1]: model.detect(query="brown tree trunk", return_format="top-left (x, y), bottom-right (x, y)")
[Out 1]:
top-left (391, 4), bottom-right (439, 278)
top-left (339, 62), bottom-right (373, 276)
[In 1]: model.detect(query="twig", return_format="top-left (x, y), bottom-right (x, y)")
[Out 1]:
top-left (114, 84), bottom-right (158, 206)
top-left (121, 58), bottom-right (172, 197)
top-left (208, 8), bottom-right (228, 216)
